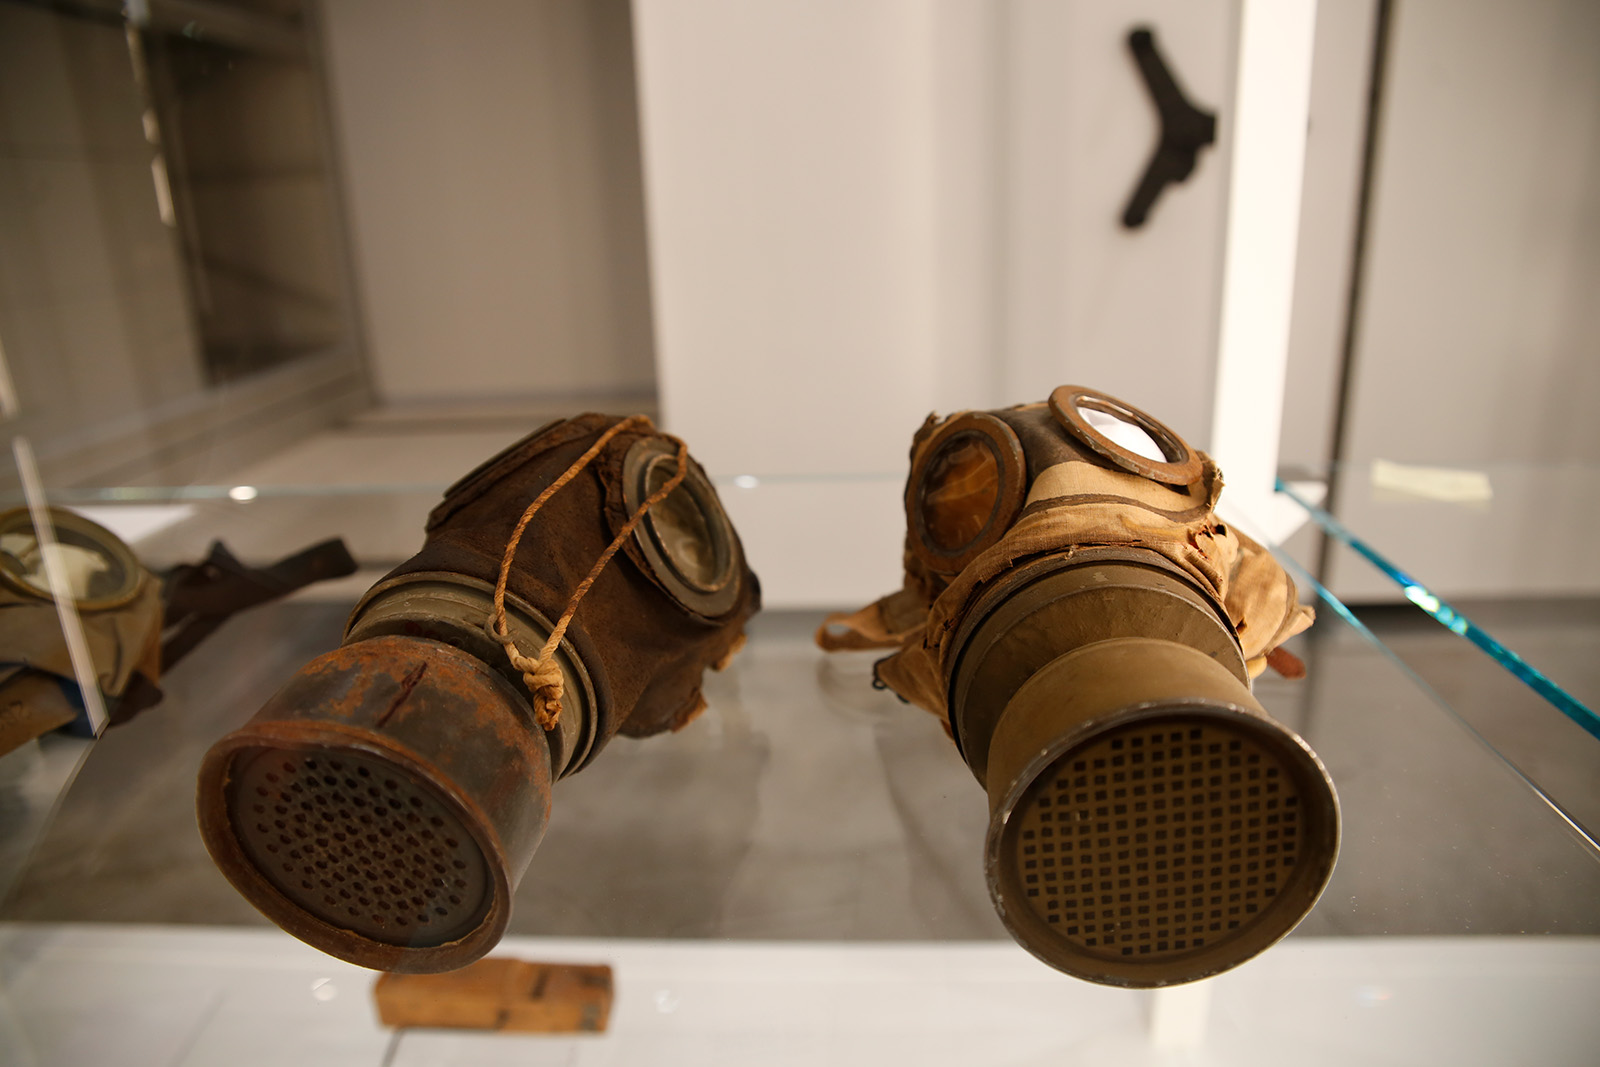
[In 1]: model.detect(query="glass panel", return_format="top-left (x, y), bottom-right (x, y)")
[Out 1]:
top-left (141, 27), bottom-right (348, 384)
top-left (1275, 482), bottom-right (1600, 846)
top-left (0, 0), bottom-right (362, 494)
top-left (0, 435), bottom-right (103, 915)
top-left (0, 3), bottom-right (206, 481)
top-left (1279, 478), bottom-right (1600, 745)
top-left (0, 467), bottom-right (1593, 1060)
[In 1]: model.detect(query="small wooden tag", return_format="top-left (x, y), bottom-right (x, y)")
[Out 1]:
top-left (374, 958), bottom-right (613, 1033)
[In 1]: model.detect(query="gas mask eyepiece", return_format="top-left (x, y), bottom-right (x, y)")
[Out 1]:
top-left (822, 386), bottom-right (1338, 987)
top-left (198, 415), bottom-right (759, 972)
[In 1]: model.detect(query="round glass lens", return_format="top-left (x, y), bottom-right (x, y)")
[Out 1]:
top-left (919, 434), bottom-right (1001, 552)
top-left (0, 525), bottom-right (128, 602)
top-left (644, 460), bottom-right (722, 590)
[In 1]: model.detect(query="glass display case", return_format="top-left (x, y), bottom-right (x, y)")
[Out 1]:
top-left (2, 0), bottom-right (1597, 1063)
top-left (0, 462), bottom-right (1596, 1064)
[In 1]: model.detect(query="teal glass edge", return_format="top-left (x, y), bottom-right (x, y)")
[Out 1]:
top-left (1275, 478), bottom-right (1600, 745)
top-left (1266, 526), bottom-right (1599, 855)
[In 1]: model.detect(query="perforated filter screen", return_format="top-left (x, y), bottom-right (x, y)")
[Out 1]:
top-left (228, 747), bottom-right (492, 947)
top-left (1010, 718), bottom-right (1303, 963)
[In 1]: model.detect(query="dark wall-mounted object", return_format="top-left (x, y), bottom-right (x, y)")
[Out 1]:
top-left (1122, 27), bottom-right (1218, 228)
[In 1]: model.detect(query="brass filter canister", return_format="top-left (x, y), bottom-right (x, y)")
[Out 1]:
top-left (948, 553), bottom-right (1339, 987)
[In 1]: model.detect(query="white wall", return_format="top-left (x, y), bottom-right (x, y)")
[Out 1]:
top-left (1000, 0), bottom-right (1239, 443)
top-left (1327, 0), bottom-right (1600, 600)
top-left (635, 0), bottom-right (951, 480)
top-left (633, 0), bottom-right (955, 606)
top-left (319, 0), bottom-right (656, 405)
top-left (633, 1), bottom-right (1264, 606)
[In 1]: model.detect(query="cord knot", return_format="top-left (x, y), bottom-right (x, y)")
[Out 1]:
top-left (487, 415), bottom-right (688, 731)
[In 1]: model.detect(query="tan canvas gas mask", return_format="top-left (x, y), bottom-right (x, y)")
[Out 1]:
top-left (819, 386), bottom-right (1338, 988)
top-left (1, 508), bottom-right (357, 756)
top-left (0, 507), bottom-right (162, 755)
top-left (198, 414), bottom-right (759, 972)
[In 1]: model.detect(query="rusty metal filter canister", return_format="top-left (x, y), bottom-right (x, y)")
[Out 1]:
top-left (195, 635), bottom-right (552, 973)
top-left (198, 415), bottom-right (758, 972)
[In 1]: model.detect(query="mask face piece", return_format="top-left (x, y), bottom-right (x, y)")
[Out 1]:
top-left (820, 386), bottom-right (1338, 988)
top-left (198, 415), bottom-right (759, 972)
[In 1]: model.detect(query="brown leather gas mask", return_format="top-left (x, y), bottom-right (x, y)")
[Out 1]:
top-left (198, 415), bottom-right (759, 972)
top-left (819, 386), bottom-right (1338, 988)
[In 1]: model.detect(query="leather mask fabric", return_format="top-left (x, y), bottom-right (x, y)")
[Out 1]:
top-left (391, 413), bottom-right (760, 738)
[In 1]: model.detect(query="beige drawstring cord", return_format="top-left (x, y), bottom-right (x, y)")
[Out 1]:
top-left (490, 416), bottom-right (688, 730)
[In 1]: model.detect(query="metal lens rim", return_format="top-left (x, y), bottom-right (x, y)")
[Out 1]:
top-left (621, 437), bottom-right (743, 618)
top-left (1048, 386), bottom-right (1203, 487)
top-left (640, 451), bottom-right (734, 595)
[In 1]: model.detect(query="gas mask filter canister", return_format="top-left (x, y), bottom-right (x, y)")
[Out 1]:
top-left (197, 415), bottom-right (759, 972)
top-left (819, 386), bottom-right (1339, 987)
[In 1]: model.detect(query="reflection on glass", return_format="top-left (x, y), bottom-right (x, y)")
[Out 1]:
top-left (1082, 405), bottom-right (1165, 462)
top-left (142, 29), bottom-right (347, 383)
top-left (0, 0), bottom-right (357, 489)
top-left (1, 532), bottom-right (117, 601)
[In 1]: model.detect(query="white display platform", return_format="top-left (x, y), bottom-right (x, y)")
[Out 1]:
top-left (2, 924), bottom-right (1596, 1066)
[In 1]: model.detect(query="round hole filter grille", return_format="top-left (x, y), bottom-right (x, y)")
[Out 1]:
top-left (228, 746), bottom-right (492, 948)
top-left (1007, 716), bottom-right (1315, 973)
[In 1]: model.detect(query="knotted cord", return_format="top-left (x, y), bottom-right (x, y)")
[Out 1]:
top-left (490, 416), bottom-right (689, 730)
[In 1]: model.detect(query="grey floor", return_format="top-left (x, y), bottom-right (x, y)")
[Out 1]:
top-left (3, 594), bottom-right (1598, 942)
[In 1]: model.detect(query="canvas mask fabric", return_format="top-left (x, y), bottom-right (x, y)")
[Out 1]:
top-left (0, 534), bottom-right (161, 755)
top-left (818, 399), bottom-right (1314, 719)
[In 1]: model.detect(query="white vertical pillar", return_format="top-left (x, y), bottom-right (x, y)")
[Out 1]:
top-left (1210, 0), bottom-right (1320, 543)
top-left (1149, 980), bottom-right (1213, 1049)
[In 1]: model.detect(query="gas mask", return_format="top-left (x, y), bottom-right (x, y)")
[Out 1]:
top-left (819, 386), bottom-right (1338, 988)
top-left (0, 507), bottom-right (162, 755)
top-left (0, 507), bottom-right (358, 757)
top-left (197, 414), bottom-right (759, 972)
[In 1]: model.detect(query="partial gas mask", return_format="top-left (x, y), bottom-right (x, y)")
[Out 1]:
top-left (819, 386), bottom-right (1338, 988)
top-left (0, 507), bottom-right (358, 757)
top-left (0, 507), bottom-right (162, 754)
top-left (198, 415), bottom-right (759, 972)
